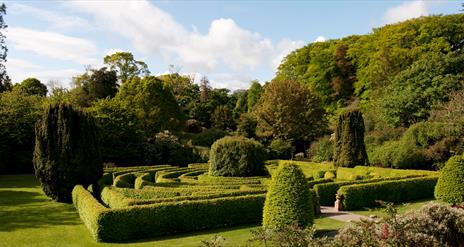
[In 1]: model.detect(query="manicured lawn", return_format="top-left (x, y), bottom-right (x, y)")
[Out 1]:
top-left (0, 175), bottom-right (345, 247)
top-left (351, 198), bottom-right (437, 218)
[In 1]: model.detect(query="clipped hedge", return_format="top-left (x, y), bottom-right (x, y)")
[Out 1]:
top-left (435, 155), bottom-right (464, 204)
top-left (314, 175), bottom-right (425, 206)
top-left (113, 173), bottom-right (136, 188)
top-left (209, 136), bottom-right (266, 177)
top-left (338, 176), bottom-right (438, 210)
top-left (72, 185), bottom-right (108, 241)
top-left (73, 185), bottom-right (265, 242)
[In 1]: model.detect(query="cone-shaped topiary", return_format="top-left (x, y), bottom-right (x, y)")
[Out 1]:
top-left (435, 155), bottom-right (464, 204)
top-left (334, 109), bottom-right (368, 167)
top-left (33, 103), bottom-right (102, 202)
top-left (263, 163), bottom-right (314, 228)
top-left (209, 136), bottom-right (266, 177)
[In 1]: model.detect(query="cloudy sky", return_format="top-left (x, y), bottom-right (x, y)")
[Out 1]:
top-left (4, 0), bottom-right (461, 90)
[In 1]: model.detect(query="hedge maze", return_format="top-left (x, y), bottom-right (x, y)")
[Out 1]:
top-left (73, 161), bottom-right (438, 242)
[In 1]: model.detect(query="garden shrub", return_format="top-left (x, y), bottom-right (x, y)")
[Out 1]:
top-left (263, 163), bottom-right (314, 228)
top-left (314, 175), bottom-right (427, 206)
top-left (34, 103), bottom-right (102, 202)
top-left (113, 173), bottom-right (136, 188)
top-left (333, 109), bottom-right (368, 167)
top-left (73, 185), bottom-right (265, 242)
top-left (334, 203), bottom-right (464, 247)
top-left (338, 176), bottom-right (438, 210)
top-left (308, 135), bottom-right (333, 162)
top-left (435, 155), bottom-right (464, 204)
top-left (324, 171), bottom-right (336, 179)
top-left (267, 139), bottom-right (295, 160)
top-left (209, 136), bottom-right (266, 177)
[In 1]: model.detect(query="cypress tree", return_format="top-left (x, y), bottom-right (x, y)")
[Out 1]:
top-left (33, 103), bottom-right (102, 202)
top-left (334, 109), bottom-right (368, 167)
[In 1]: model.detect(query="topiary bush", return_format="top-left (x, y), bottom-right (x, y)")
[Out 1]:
top-left (34, 103), bottom-right (102, 202)
top-left (209, 136), bottom-right (266, 177)
top-left (334, 109), bottom-right (368, 167)
top-left (263, 163), bottom-right (314, 228)
top-left (435, 155), bottom-right (464, 204)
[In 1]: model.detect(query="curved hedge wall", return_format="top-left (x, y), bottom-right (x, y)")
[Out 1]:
top-left (209, 136), bottom-right (266, 177)
top-left (435, 155), bottom-right (464, 204)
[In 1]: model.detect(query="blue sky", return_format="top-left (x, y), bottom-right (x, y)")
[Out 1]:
top-left (4, 0), bottom-right (462, 90)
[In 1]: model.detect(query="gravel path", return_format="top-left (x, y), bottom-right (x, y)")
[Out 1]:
top-left (320, 206), bottom-right (369, 222)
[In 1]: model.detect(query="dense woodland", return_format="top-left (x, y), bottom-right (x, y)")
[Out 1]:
top-left (1, 13), bottom-right (464, 174)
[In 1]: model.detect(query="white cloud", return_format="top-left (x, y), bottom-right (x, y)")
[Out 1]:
top-left (7, 58), bottom-right (79, 87)
top-left (314, 36), bottom-right (326, 42)
top-left (68, 0), bottom-right (304, 87)
top-left (7, 58), bottom-right (41, 70)
top-left (383, 1), bottom-right (429, 24)
top-left (10, 3), bottom-right (91, 30)
top-left (8, 27), bottom-right (98, 65)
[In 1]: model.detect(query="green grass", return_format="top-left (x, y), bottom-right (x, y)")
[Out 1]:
top-left (351, 198), bottom-right (437, 218)
top-left (0, 175), bottom-right (346, 247)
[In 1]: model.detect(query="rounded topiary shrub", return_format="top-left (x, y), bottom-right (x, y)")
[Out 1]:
top-left (33, 103), bottom-right (102, 202)
top-left (209, 136), bottom-right (266, 177)
top-left (263, 163), bottom-right (314, 228)
top-left (434, 155), bottom-right (464, 204)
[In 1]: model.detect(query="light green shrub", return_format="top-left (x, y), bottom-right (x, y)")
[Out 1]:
top-left (434, 155), bottom-right (464, 204)
top-left (263, 163), bottom-right (314, 228)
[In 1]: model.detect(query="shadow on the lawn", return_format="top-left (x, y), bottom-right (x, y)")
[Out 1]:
top-left (0, 178), bottom-right (81, 232)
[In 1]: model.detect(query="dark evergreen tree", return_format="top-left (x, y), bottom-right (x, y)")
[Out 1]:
top-left (333, 109), bottom-right (368, 167)
top-left (33, 104), bottom-right (102, 202)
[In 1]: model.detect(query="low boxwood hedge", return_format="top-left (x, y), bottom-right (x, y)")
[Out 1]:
top-left (338, 176), bottom-right (438, 210)
top-left (73, 185), bottom-right (265, 242)
top-left (314, 175), bottom-right (424, 206)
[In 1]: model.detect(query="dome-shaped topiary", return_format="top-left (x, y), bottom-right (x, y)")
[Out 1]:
top-left (435, 155), bottom-right (464, 204)
top-left (209, 136), bottom-right (266, 177)
top-left (263, 163), bottom-right (314, 228)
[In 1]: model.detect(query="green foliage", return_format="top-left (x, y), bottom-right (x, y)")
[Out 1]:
top-left (255, 80), bottom-right (327, 143)
top-left (247, 80), bottom-right (262, 112)
top-left (368, 122), bottom-right (463, 169)
top-left (33, 104), bottom-right (102, 202)
top-left (73, 184), bottom-right (265, 242)
top-left (268, 139), bottom-right (295, 160)
top-left (209, 136), bottom-right (266, 177)
top-left (145, 131), bottom-right (200, 166)
top-left (103, 52), bottom-right (150, 83)
top-left (263, 163), bottom-right (314, 228)
top-left (180, 128), bottom-right (228, 147)
top-left (308, 135), bottom-right (333, 162)
top-left (275, 14), bottom-right (464, 125)
top-left (17, 78), bottom-right (47, 96)
top-left (379, 52), bottom-right (464, 127)
top-left (334, 109), bottom-right (368, 167)
top-left (334, 203), bottom-right (464, 247)
top-left (211, 105), bottom-right (234, 130)
top-left (88, 98), bottom-right (145, 165)
top-left (338, 176), bottom-right (438, 210)
top-left (116, 76), bottom-right (185, 133)
top-left (0, 90), bottom-right (43, 174)
top-left (236, 113), bottom-right (257, 138)
top-left (435, 155), bottom-right (464, 204)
